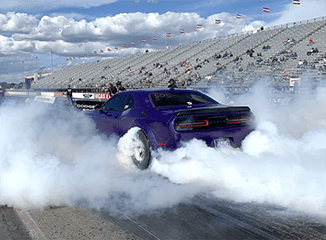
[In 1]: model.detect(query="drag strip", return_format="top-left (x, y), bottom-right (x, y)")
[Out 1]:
top-left (1, 197), bottom-right (326, 240)
top-left (97, 195), bottom-right (326, 240)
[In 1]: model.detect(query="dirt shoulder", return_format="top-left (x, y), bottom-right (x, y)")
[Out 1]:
top-left (0, 205), bottom-right (32, 240)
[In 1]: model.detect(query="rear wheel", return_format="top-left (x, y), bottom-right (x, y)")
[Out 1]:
top-left (131, 130), bottom-right (151, 170)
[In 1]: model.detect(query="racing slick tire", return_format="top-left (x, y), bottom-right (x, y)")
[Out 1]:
top-left (131, 130), bottom-right (151, 170)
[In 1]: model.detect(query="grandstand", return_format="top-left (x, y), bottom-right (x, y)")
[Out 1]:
top-left (31, 16), bottom-right (326, 93)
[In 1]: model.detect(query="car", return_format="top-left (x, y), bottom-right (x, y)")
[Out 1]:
top-left (86, 88), bottom-right (255, 169)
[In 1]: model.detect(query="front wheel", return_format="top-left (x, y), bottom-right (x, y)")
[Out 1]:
top-left (131, 130), bottom-right (151, 170)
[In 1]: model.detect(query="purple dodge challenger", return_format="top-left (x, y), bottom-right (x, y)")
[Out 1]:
top-left (87, 88), bottom-right (254, 169)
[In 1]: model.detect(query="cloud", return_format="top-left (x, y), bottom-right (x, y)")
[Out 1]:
top-left (0, 0), bottom-right (118, 13)
top-left (0, 12), bottom-right (38, 34)
top-left (3, 11), bottom-right (253, 52)
top-left (269, 0), bottom-right (326, 26)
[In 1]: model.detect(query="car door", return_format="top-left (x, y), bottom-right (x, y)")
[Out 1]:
top-left (93, 94), bottom-right (134, 137)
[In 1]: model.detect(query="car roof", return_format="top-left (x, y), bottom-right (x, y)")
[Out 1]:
top-left (112, 88), bottom-right (208, 108)
top-left (127, 88), bottom-right (188, 92)
top-left (116, 88), bottom-right (201, 95)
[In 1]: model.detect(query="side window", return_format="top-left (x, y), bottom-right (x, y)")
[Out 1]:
top-left (103, 94), bottom-right (134, 111)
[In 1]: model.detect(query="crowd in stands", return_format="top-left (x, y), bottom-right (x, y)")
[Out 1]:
top-left (28, 18), bottom-right (326, 93)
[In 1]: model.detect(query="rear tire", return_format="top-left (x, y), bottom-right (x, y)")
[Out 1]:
top-left (131, 130), bottom-right (151, 170)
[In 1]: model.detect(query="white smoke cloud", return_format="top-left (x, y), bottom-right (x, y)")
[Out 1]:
top-left (0, 100), bottom-right (203, 213)
top-left (0, 84), bottom-right (325, 217)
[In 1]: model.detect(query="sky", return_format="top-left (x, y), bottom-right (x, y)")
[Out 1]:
top-left (0, 0), bottom-right (326, 83)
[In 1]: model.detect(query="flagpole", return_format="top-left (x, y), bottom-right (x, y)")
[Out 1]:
top-left (179, 33), bottom-right (181, 45)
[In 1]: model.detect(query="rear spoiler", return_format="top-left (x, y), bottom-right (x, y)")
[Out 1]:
top-left (174, 106), bottom-right (251, 116)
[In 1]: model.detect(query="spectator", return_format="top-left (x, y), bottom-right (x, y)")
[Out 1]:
top-left (0, 86), bottom-right (5, 104)
top-left (66, 85), bottom-right (73, 105)
top-left (168, 79), bottom-right (177, 88)
top-left (116, 81), bottom-right (126, 91)
top-left (297, 59), bottom-right (303, 67)
top-left (294, 80), bottom-right (299, 94)
top-left (307, 48), bottom-right (314, 56)
top-left (108, 83), bottom-right (117, 96)
top-left (308, 39), bottom-right (314, 46)
top-left (290, 52), bottom-right (298, 58)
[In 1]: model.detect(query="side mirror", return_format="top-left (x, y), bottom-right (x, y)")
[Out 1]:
top-left (94, 105), bottom-right (103, 111)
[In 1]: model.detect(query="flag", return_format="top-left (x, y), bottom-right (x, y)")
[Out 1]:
top-left (93, 51), bottom-right (97, 54)
top-left (132, 42), bottom-right (136, 45)
top-left (153, 36), bottom-right (157, 40)
top-left (293, 0), bottom-right (300, 5)
top-left (166, 32), bottom-right (171, 37)
top-left (215, 19), bottom-right (221, 24)
top-left (100, 50), bottom-right (104, 53)
top-left (122, 44), bottom-right (126, 47)
top-left (142, 39), bottom-right (146, 42)
top-left (263, 7), bottom-right (270, 12)
top-left (236, 14), bottom-right (242, 19)
top-left (180, 29), bottom-right (185, 33)
top-left (197, 24), bottom-right (202, 29)
top-left (107, 48), bottom-right (111, 51)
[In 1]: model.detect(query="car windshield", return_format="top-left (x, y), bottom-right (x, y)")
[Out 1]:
top-left (150, 91), bottom-right (218, 107)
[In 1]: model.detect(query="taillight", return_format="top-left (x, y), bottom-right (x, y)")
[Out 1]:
top-left (227, 116), bottom-right (252, 125)
top-left (176, 120), bottom-right (209, 131)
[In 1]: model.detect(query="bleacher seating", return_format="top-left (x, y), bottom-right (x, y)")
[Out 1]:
top-left (31, 16), bottom-right (326, 92)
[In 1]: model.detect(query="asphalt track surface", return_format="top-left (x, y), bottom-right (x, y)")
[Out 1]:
top-left (1, 195), bottom-right (325, 240)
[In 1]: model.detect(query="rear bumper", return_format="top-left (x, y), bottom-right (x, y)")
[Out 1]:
top-left (165, 125), bottom-right (254, 150)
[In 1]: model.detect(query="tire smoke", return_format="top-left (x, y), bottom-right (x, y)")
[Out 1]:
top-left (0, 85), bottom-right (325, 218)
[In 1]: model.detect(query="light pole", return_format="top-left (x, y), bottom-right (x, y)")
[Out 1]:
top-left (35, 56), bottom-right (38, 71)
top-left (51, 51), bottom-right (53, 72)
